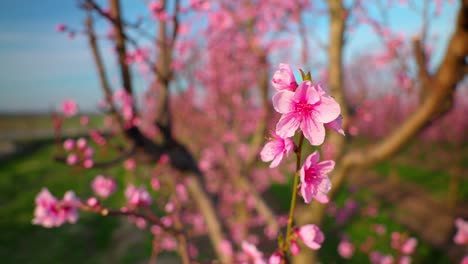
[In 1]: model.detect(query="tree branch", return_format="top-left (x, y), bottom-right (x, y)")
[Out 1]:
top-left (108, 0), bottom-right (134, 97)
top-left (186, 174), bottom-right (232, 263)
top-left (84, 11), bottom-right (125, 129)
top-left (413, 36), bottom-right (431, 97)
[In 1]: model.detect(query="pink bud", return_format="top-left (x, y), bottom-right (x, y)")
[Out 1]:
top-left (83, 159), bottom-right (94, 169)
top-left (269, 252), bottom-right (282, 264)
top-left (87, 197), bottom-right (99, 207)
top-left (151, 178), bottom-right (161, 190)
top-left (175, 184), bottom-right (188, 202)
top-left (56, 23), bottom-right (66, 32)
top-left (124, 158), bottom-right (136, 171)
top-left (165, 202), bottom-right (175, 213)
top-left (83, 147), bottom-right (94, 158)
top-left (76, 138), bottom-right (87, 150)
top-left (290, 240), bottom-right (300, 255)
top-left (158, 154), bottom-right (170, 164)
top-left (66, 153), bottom-right (78, 165)
top-left (63, 139), bottom-right (75, 151)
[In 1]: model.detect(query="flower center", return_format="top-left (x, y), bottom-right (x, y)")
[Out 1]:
top-left (294, 101), bottom-right (314, 116)
top-left (304, 169), bottom-right (319, 184)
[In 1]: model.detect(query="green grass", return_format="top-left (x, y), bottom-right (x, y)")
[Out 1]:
top-left (374, 161), bottom-right (468, 201)
top-left (0, 114), bottom-right (104, 133)
top-left (0, 143), bottom-right (151, 264)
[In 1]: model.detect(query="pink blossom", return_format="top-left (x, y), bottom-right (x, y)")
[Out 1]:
top-left (165, 202), bottom-right (175, 213)
top-left (461, 255), bottom-right (468, 264)
top-left (87, 197), bottom-right (99, 207)
top-left (241, 241), bottom-right (266, 264)
top-left (83, 159), bottom-right (94, 169)
top-left (338, 239), bottom-right (354, 259)
top-left (55, 23), bottom-right (66, 32)
top-left (63, 139), bottom-right (75, 151)
top-left (125, 184), bottom-right (151, 207)
top-left (61, 99), bottom-right (78, 117)
top-left (190, 0), bottom-right (210, 11)
top-left (66, 153), bottom-right (78, 165)
top-left (82, 150), bottom-right (93, 161)
top-left (176, 184), bottom-right (188, 202)
top-left (160, 236), bottom-right (178, 251)
top-left (271, 63), bottom-right (298, 91)
top-left (158, 154), bottom-right (170, 164)
top-left (33, 188), bottom-right (62, 228)
top-left (299, 151), bottom-right (334, 203)
top-left (61, 191), bottom-right (79, 223)
top-left (399, 256), bottom-right (412, 264)
top-left (151, 178), bottom-right (161, 190)
top-left (400, 237), bottom-right (417, 255)
top-left (374, 224), bottom-right (386, 235)
top-left (273, 81), bottom-right (340, 145)
top-left (91, 175), bottom-right (117, 199)
top-left (295, 224), bottom-right (325, 250)
top-left (76, 138), bottom-right (87, 150)
top-left (269, 252), bottom-right (282, 264)
top-left (260, 131), bottom-right (294, 168)
top-left (33, 188), bottom-right (79, 228)
top-left (370, 252), bottom-right (394, 264)
top-left (454, 218), bottom-right (468, 245)
top-left (218, 240), bottom-right (233, 257)
top-left (124, 158), bottom-right (136, 171)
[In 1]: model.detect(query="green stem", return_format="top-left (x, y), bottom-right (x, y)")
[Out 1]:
top-left (283, 132), bottom-right (304, 254)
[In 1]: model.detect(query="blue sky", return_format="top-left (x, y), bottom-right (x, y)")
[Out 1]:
top-left (0, 1), bottom-right (459, 112)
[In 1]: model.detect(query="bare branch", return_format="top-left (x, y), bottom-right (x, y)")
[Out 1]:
top-left (413, 36), bottom-right (431, 96)
top-left (108, 0), bottom-right (134, 96)
top-left (85, 12), bottom-right (126, 129)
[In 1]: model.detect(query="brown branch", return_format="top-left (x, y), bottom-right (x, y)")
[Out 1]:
top-left (186, 174), bottom-right (232, 263)
top-left (108, 0), bottom-right (134, 97)
top-left (413, 36), bottom-right (431, 97)
top-left (102, 208), bottom-right (183, 235)
top-left (85, 12), bottom-right (125, 129)
top-left (155, 0), bottom-right (181, 136)
top-left (324, 0), bottom-right (348, 161)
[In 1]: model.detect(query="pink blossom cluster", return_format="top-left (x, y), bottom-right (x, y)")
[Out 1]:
top-left (261, 64), bottom-right (342, 204)
top-left (88, 129), bottom-right (107, 146)
top-left (91, 175), bottom-right (117, 199)
top-left (63, 138), bottom-right (94, 168)
top-left (257, 64), bottom-right (344, 261)
top-left (125, 184), bottom-right (151, 207)
top-left (33, 188), bottom-right (80, 228)
top-left (148, 1), bottom-right (169, 21)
